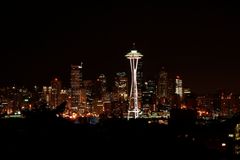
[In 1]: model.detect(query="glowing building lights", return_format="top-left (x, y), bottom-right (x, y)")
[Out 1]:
top-left (175, 76), bottom-right (183, 99)
top-left (125, 47), bottom-right (143, 119)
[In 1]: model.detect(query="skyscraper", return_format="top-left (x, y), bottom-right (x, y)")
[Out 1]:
top-left (70, 64), bottom-right (83, 111)
top-left (50, 78), bottom-right (62, 107)
top-left (175, 76), bottom-right (183, 99)
top-left (125, 48), bottom-right (143, 119)
top-left (157, 67), bottom-right (176, 106)
top-left (114, 72), bottom-right (128, 102)
top-left (98, 74), bottom-right (107, 95)
top-left (142, 80), bottom-right (157, 113)
top-left (158, 67), bottom-right (168, 99)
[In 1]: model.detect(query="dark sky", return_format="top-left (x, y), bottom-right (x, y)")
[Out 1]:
top-left (0, 1), bottom-right (240, 94)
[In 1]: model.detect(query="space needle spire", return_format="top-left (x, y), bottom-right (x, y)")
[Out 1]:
top-left (125, 43), bottom-right (143, 119)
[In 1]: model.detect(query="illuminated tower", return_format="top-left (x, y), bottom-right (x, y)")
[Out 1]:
top-left (50, 78), bottom-right (62, 107)
top-left (70, 64), bottom-right (83, 111)
top-left (114, 72), bottom-right (128, 102)
top-left (98, 74), bottom-right (107, 95)
top-left (158, 67), bottom-right (168, 104)
top-left (125, 47), bottom-right (143, 119)
top-left (175, 76), bottom-right (183, 99)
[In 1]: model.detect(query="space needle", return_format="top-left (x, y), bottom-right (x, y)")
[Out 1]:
top-left (125, 44), bottom-right (143, 119)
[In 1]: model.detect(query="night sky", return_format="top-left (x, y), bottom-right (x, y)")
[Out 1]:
top-left (0, 1), bottom-right (240, 94)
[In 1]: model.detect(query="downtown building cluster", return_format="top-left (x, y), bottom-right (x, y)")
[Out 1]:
top-left (1, 49), bottom-right (240, 120)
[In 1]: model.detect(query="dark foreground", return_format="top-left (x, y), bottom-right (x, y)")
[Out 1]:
top-left (0, 117), bottom-right (234, 159)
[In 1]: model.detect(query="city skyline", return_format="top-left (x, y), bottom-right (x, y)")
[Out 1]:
top-left (1, 1), bottom-right (240, 94)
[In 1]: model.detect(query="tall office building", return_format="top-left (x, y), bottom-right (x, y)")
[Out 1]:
top-left (79, 62), bottom-right (83, 88)
top-left (70, 64), bottom-right (83, 111)
top-left (157, 67), bottom-right (176, 105)
top-left (42, 86), bottom-right (51, 106)
top-left (42, 78), bottom-right (68, 110)
top-left (219, 90), bottom-right (237, 117)
top-left (83, 80), bottom-right (94, 112)
top-left (114, 72), bottom-right (128, 102)
top-left (158, 67), bottom-right (168, 99)
top-left (98, 74), bottom-right (107, 95)
top-left (175, 76), bottom-right (183, 99)
top-left (142, 80), bottom-right (157, 112)
top-left (50, 78), bottom-right (62, 107)
top-left (167, 77), bottom-right (175, 105)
